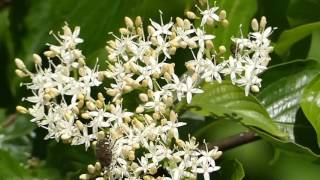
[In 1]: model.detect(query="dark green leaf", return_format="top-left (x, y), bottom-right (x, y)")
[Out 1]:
top-left (301, 74), bottom-right (320, 147)
top-left (0, 111), bottom-right (35, 162)
top-left (287, 0), bottom-right (320, 27)
top-left (257, 60), bottom-right (320, 141)
top-left (307, 30), bottom-right (320, 61)
top-left (214, 159), bottom-right (245, 180)
top-left (190, 82), bottom-right (286, 138)
top-left (274, 21), bottom-right (320, 56)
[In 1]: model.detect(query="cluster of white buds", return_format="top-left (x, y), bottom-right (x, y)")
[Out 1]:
top-left (15, 0), bottom-right (274, 179)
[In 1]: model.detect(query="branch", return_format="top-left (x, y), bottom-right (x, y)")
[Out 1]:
top-left (202, 131), bottom-right (261, 151)
top-left (0, 0), bottom-right (10, 10)
top-left (1, 113), bottom-right (17, 128)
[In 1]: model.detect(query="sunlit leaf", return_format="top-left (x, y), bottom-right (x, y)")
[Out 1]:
top-left (190, 82), bottom-right (286, 138)
top-left (257, 60), bottom-right (320, 141)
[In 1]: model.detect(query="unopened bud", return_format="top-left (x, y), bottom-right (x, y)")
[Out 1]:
top-left (251, 85), bottom-right (260, 93)
top-left (219, 10), bottom-right (227, 20)
top-left (176, 17), bottom-right (184, 27)
top-left (125, 17), bottom-right (134, 28)
top-left (185, 11), bottom-right (197, 19)
top-left (219, 45), bottom-right (226, 54)
top-left (128, 150), bottom-right (135, 161)
top-left (15, 58), bottom-right (26, 70)
top-left (135, 16), bottom-right (142, 27)
top-left (87, 164), bottom-right (95, 174)
top-left (76, 120), bottom-right (84, 130)
top-left (81, 112), bottom-right (91, 119)
top-left (260, 16), bottom-right (267, 30)
top-left (251, 18), bottom-right (259, 32)
top-left (33, 54), bottom-right (42, 65)
top-left (79, 174), bottom-right (90, 180)
top-left (119, 28), bottom-right (130, 35)
top-left (221, 19), bottom-right (229, 27)
top-left (15, 69), bottom-right (28, 77)
top-left (139, 93), bottom-right (148, 102)
top-left (16, 106), bottom-right (28, 114)
top-left (135, 106), bottom-right (144, 114)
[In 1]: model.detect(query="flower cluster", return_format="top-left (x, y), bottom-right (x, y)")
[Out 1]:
top-left (15, 0), bottom-right (274, 179)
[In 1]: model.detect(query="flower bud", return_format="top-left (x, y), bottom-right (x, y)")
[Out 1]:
top-left (87, 164), bottom-right (95, 174)
top-left (16, 106), bottom-right (28, 114)
top-left (260, 16), bottom-right (267, 30)
top-left (185, 11), bottom-right (197, 19)
top-left (124, 16), bottom-right (134, 28)
top-left (15, 69), bottom-right (28, 78)
top-left (33, 54), bottom-right (42, 65)
top-left (15, 58), bottom-right (26, 70)
top-left (219, 10), bottom-right (227, 20)
top-left (135, 16), bottom-right (142, 27)
top-left (251, 18), bottom-right (259, 32)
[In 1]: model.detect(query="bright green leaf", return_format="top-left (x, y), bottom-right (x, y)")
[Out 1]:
top-left (301, 74), bottom-right (320, 147)
top-left (190, 82), bottom-right (286, 138)
top-left (0, 150), bottom-right (31, 178)
top-left (212, 0), bottom-right (257, 55)
top-left (257, 60), bottom-right (320, 141)
top-left (274, 21), bottom-right (320, 56)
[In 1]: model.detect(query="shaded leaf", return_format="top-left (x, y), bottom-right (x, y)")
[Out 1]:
top-left (214, 159), bottom-right (245, 180)
top-left (307, 30), bottom-right (320, 61)
top-left (301, 74), bottom-right (320, 147)
top-left (0, 110), bottom-right (35, 162)
top-left (190, 82), bottom-right (286, 138)
top-left (274, 21), bottom-right (320, 56)
top-left (287, 0), bottom-right (320, 27)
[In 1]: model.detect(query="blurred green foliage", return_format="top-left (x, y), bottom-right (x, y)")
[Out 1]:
top-left (1, 0), bottom-right (320, 179)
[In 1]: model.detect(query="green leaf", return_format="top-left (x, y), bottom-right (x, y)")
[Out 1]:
top-left (274, 21), bottom-right (320, 56)
top-left (0, 111), bottom-right (35, 162)
top-left (45, 142), bottom-right (95, 179)
top-left (257, 60), bottom-right (320, 141)
top-left (307, 30), bottom-right (320, 61)
top-left (212, 0), bottom-right (257, 54)
top-left (214, 159), bottom-right (245, 180)
top-left (190, 82), bottom-right (286, 138)
top-left (287, 0), bottom-right (320, 27)
top-left (0, 150), bottom-right (31, 178)
top-left (301, 74), bottom-right (320, 147)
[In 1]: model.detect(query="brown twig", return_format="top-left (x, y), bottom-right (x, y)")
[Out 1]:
top-left (1, 113), bottom-right (17, 128)
top-left (202, 131), bottom-right (261, 151)
top-left (0, 0), bottom-right (10, 10)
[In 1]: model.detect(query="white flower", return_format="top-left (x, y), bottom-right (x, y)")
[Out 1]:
top-left (220, 56), bottom-right (243, 84)
top-left (88, 109), bottom-right (112, 133)
top-left (182, 76), bottom-right (204, 104)
top-left (149, 11), bottom-right (173, 37)
top-left (144, 91), bottom-right (166, 112)
top-left (197, 4), bottom-right (220, 26)
top-left (201, 59), bottom-right (225, 83)
top-left (71, 125), bottom-right (96, 150)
